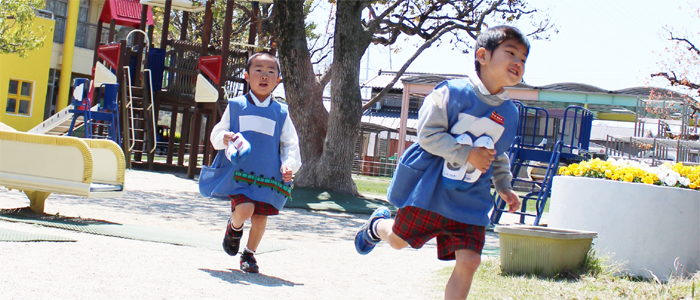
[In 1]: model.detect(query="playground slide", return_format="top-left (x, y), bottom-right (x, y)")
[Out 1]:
top-left (0, 123), bottom-right (125, 213)
top-left (26, 104), bottom-right (91, 136)
top-left (28, 61), bottom-right (117, 136)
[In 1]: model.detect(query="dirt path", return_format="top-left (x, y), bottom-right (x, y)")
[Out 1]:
top-left (1, 170), bottom-right (471, 299)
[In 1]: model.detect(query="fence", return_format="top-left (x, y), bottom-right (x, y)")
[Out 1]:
top-left (352, 158), bottom-right (397, 177)
top-left (605, 135), bottom-right (700, 166)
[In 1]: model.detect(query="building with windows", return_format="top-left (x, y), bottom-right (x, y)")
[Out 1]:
top-left (355, 70), bottom-right (700, 175)
top-left (0, 11), bottom-right (55, 131)
top-left (0, 0), bottom-right (134, 131)
top-left (44, 0), bottom-right (114, 117)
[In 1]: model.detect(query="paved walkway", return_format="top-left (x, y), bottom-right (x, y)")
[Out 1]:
top-left (0, 170), bottom-right (540, 299)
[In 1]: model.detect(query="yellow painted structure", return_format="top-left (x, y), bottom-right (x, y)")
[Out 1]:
top-left (597, 112), bottom-right (637, 122)
top-left (56, 0), bottom-right (81, 113)
top-left (0, 124), bottom-right (125, 213)
top-left (0, 16), bottom-right (55, 132)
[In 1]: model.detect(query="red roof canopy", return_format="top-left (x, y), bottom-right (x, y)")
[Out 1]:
top-left (100, 0), bottom-right (154, 28)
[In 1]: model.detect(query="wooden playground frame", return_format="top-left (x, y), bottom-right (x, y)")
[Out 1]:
top-left (86, 0), bottom-right (274, 179)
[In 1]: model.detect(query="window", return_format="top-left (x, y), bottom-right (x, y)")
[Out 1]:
top-left (47, 0), bottom-right (68, 43)
top-left (75, 5), bottom-right (89, 48)
top-left (6, 79), bottom-right (33, 115)
top-left (47, 0), bottom-right (92, 48)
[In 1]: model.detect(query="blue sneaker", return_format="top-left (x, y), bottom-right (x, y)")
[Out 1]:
top-left (354, 206), bottom-right (391, 255)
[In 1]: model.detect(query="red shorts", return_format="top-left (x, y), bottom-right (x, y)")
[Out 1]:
top-left (392, 206), bottom-right (485, 260)
top-left (229, 194), bottom-right (279, 216)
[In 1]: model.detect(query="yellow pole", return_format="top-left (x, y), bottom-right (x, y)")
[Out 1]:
top-left (56, 0), bottom-right (80, 112)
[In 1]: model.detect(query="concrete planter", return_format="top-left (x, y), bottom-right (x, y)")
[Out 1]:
top-left (548, 176), bottom-right (700, 279)
top-left (496, 225), bottom-right (597, 277)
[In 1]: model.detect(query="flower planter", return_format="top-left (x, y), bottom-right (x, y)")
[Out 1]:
top-left (548, 176), bottom-right (700, 279)
top-left (495, 225), bottom-right (597, 277)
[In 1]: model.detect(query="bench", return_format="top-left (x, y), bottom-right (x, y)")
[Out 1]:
top-left (0, 124), bottom-right (125, 213)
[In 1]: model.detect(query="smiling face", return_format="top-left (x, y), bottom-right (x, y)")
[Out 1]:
top-left (244, 54), bottom-right (281, 100)
top-left (476, 39), bottom-right (529, 94)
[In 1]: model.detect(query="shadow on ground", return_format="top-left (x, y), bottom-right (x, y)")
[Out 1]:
top-left (0, 207), bottom-right (119, 225)
top-left (200, 268), bottom-right (304, 287)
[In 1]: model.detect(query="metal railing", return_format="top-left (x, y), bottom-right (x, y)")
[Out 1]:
top-left (352, 158), bottom-right (397, 177)
top-left (605, 134), bottom-right (700, 166)
top-left (164, 40), bottom-right (249, 98)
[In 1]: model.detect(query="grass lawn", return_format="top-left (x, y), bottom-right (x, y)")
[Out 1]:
top-left (434, 254), bottom-right (699, 300)
top-left (353, 174), bottom-right (392, 198)
top-left (353, 175), bottom-right (550, 214)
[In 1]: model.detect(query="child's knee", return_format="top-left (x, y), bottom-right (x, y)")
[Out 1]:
top-left (455, 250), bottom-right (481, 272)
top-left (234, 202), bottom-right (255, 217)
top-left (250, 215), bottom-right (267, 225)
top-left (387, 234), bottom-right (409, 249)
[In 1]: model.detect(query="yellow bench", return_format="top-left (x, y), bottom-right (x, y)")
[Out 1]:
top-left (0, 124), bottom-right (125, 213)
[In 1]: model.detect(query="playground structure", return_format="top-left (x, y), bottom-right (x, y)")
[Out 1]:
top-left (604, 95), bottom-right (700, 165)
top-left (491, 103), bottom-right (594, 226)
top-left (0, 123), bottom-right (125, 213)
top-left (492, 90), bottom-right (700, 225)
top-left (30, 0), bottom-right (274, 178)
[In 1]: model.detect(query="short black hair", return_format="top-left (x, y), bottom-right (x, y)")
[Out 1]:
top-left (474, 25), bottom-right (530, 75)
top-left (246, 51), bottom-right (281, 76)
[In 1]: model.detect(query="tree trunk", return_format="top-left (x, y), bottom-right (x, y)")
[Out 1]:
top-left (274, 1), bottom-right (371, 196)
top-left (273, 0), bottom-right (328, 187)
top-left (314, 2), bottom-right (371, 195)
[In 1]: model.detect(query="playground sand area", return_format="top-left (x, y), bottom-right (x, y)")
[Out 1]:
top-left (0, 169), bottom-right (517, 299)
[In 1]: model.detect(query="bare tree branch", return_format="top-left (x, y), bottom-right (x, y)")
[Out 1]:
top-left (309, 35), bottom-right (333, 60)
top-left (319, 65), bottom-right (333, 88)
top-left (233, 2), bottom-right (251, 17)
top-left (475, 0), bottom-right (503, 30)
top-left (311, 50), bottom-right (332, 65)
top-left (362, 24), bottom-right (459, 111)
top-left (671, 36), bottom-right (700, 56)
top-left (651, 72), bottom-right (700, 90)
top-left (366, 0), bottom-right (406, 29)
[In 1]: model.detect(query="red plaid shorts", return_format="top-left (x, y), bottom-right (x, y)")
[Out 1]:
top-left (392, 206), bottom-right (485, 260)
top-left (229, 194), bottom-right (279, 216)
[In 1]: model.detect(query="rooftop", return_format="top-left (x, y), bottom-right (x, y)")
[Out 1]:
top-left (362, 71), bottom-right (694, 101)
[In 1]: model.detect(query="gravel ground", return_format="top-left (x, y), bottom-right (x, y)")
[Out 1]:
top-left (0, 170), bottom-right (522, 300)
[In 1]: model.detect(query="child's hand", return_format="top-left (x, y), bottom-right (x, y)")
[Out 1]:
top-left (466, 147), bottom-right (497, 173)
top-left (225, 132), bottom-right (251, 164)
top-left (498, 188), bottom-right (521, 213)
top-left (281, 165), bottom-right (293, 182)
top-left (223, 132), bottom-right (235, 144)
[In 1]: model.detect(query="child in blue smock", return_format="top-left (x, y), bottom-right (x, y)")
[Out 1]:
top-left (209, 51), bottom-right (301, 273)
top-left (354, 26), bottom-right (527, 299)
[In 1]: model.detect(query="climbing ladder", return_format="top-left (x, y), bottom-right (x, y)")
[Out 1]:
top-left (491, 103), bottom-right (593, 226)
top-left (122, 30), bottom-right (157, 169)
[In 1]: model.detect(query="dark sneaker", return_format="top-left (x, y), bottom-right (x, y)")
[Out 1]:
top-left (240, 251), bottom-right (259, 273)
top-left (354, 206), bottom-right (391, 255)
top-left (223, 224), bottom-right (243, 256)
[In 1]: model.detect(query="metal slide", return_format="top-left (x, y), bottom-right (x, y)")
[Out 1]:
top-left (28, 61), bottom-right (117, 136)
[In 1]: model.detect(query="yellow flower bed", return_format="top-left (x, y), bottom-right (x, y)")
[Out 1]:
top-left (558, 158), bottom-right (700, 190)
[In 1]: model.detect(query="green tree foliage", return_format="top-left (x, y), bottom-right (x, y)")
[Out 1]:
top-left (0, 0), bottom-right (50, 57)
top-left (150, 1), bottom-right (317, 50)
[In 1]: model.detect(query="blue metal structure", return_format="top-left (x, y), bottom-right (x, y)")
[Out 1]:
top-left (67, 78), bottom-right (93, 138)
top-left (90, 82), bottom-right (121, 145)
top-left (67, 79), bottom-right (121, 145)
top-left (490, 103), bottom-right (594, 226)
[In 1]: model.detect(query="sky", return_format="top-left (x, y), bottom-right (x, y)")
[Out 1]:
top-left (273, 1), bottom-right (699, 100)
top-left (343, 0), bottom-right (700, 92)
